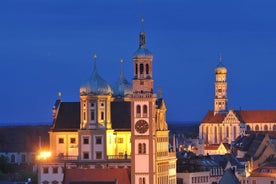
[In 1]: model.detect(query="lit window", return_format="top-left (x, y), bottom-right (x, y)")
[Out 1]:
top-left (118, 138), bottom-right (124, 143)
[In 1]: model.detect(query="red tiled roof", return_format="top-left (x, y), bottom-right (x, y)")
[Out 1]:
top-left (201, 110), bottom-right (276, 124)
top-left (235, 110), bottom-right (276, 123)
top-left (201, 111), bottom-right (226, 123)
top-left (63, 168), bottom-right (131, 184)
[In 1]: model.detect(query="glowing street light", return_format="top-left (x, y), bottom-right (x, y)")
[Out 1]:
top-left (37, 151), bottom-right (52, 160)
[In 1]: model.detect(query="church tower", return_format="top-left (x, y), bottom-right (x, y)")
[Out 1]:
top-left (131, 19), bottom-right (176, 184)
top-left (214, 55), bottom-right (228, 114)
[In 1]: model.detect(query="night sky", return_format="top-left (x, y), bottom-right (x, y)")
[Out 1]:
top-left (1, 0), bottom-right (276, 124)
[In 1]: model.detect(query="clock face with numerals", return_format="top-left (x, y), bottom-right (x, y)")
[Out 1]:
top-left (135, 120), bottom-right (149, 134)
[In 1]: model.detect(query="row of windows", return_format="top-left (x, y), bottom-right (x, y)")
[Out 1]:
top-left (83, 111), bottom-right (105, 121)
top-left (58, 136), bottom-right (102, 145)
top-left (43, 167), bottom-right (59, 174)
top-left (158, 163), bottom-right (169, 173)
top-left (157, 176), bottom-right (168, 184)
top-left (83, 151), bottom-right (102, 160)
top-left (191, 176), bottom-right (208, 183)
top-left (136, 105), bottom-right (148, 117)
top-left (42, 180), bottom-right (59, 184)
top-left (157, 137), bottom-right (168, 142)
top-left (1, 154), bottom-right (35, 163)
top-left (83, 102), bottom-right (105, 108)
top-left (139, 177), bottom-right (146, 184)
top-left (135, 63), bottom-right (150, 75)
top-left (254, 124), bottom-right (276, 131)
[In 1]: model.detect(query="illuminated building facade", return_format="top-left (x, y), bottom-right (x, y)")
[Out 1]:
top-left (39, 21), bottom-right (176, 184)
top-left (199, 58), bottom-right (276, 155)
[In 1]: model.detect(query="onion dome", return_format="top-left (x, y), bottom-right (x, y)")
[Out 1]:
top-left (133, 18), bottom-right (152, 58)
top-left (112, 59), bottom-right (132, 97)
top-left (215, 55), bottom-right (227, 74)
top-left (80, 55), bottom-right (113, 96)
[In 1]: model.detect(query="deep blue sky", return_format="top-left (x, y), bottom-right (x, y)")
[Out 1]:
top-left (1, 0), bottom-right (276, 124)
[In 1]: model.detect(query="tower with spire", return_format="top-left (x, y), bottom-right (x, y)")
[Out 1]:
top-left (130, 18), bottom-right (176, 184)
top-left (214, 54), bottom-right (228, 114)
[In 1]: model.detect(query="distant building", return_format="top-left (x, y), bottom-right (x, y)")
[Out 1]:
top-left (198, 58), bottom-right (276, 154)
top-left (0, 125), bottom-right (49, 165)
top-left (38, 20), bottom-right (176, 184)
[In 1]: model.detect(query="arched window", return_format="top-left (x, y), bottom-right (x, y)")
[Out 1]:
top-left (264, 125), bottom-right (268, 131)
top-left (135, 63), bottom-right (138, 75)
top-left (273, 125), bottom-right (276, 131)
top-left (255, 125), bottom-right (259, 131)
top-left (233, 126), bottom-right (237, 139)
top-left (136, 105), bottom-right (141, 115)
top-left (140, 64), bottom-right (144, 74)
top-left (205, 126), bottom-right (209, 143)
top-left (143, 105), bottom-right (147, 117)
top-left (146, 64), bottom-right (149, 74)
top-left (138, 143), bottom-right (146, 154)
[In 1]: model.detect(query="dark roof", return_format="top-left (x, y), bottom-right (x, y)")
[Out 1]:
top-left (111, 101), bottom-right (131, 130)
top-left (51, 101), bottom-right (131, 132)
top-left (63, 168), bottom-right (130, 184)
top-left (51, 102), bottom-right (80, 132)
top-left (219, 168), bottom-right (240, 184)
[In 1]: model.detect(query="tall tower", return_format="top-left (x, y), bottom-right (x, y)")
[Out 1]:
top-left (131, 19), bottom-right (176, 184)
top-left (214, 55), bottom-right (228, 114)
top-left (131, 18), bottom-right (156, 184)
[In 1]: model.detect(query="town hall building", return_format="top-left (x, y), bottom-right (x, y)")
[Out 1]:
top-left (38, 20), bottom-right (176, 184)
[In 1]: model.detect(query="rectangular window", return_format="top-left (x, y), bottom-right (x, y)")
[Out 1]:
top-left (83, 137), bottom-right (89, 144)
top-left (96, 136), bottom-right (102, 144)
top-left (70, 138), bottom-right (76, 144)
top-left (58, 138), bottom-right (64, 144)
top-left (91, 110), bottom-right (95, 121)
top-left (96, 152), bottom-right (102, 159)
top-left (53, 167), bottom-right (58, 174)
top-left (83, 152), bottom-right (89, 159)
top-left (101, 111), bottom-right (104, 120)
top-left (118, 137), bottom-right (124, 143)
top-left (43, 167), bottom-right (49, 174)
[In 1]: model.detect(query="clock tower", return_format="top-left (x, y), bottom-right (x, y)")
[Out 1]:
top-left (130, 19), bottom-right (176, 184)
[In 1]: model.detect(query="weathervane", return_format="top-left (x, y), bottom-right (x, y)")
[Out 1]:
top-left (219, 52), bottom-right (222, 64)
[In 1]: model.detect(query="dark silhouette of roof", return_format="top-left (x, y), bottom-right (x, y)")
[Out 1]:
top-left (0, 125), bottom-right (49, 152)
top-left (51, 101), bottom-right (131, 131)
top-left (51, 102), bottom-right (80, 132)
top-left (219, 168), bottom-right (240, 184)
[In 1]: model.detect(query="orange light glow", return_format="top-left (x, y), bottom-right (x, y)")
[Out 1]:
top-left (37, 151), bottom-right (52, 160)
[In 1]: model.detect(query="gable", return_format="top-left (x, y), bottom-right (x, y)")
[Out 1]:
top-left (222, 110), bottom-right (240, 124)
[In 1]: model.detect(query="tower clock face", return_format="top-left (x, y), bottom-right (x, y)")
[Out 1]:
top-left (135, 120), bottom-right (149, 134)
